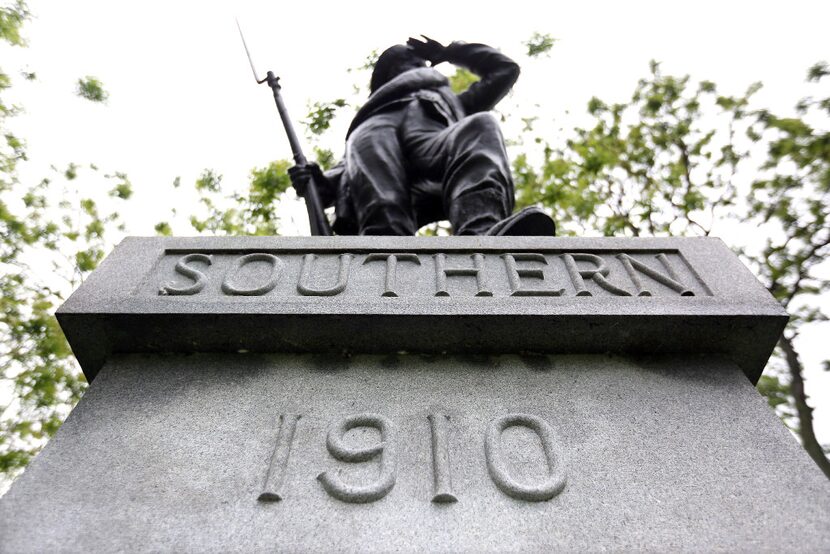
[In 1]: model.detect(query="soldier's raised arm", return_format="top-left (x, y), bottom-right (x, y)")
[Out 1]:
top-left (407, 37), bottom-right (520, 115)
top-left (448, 41), bottom-right (520, 114)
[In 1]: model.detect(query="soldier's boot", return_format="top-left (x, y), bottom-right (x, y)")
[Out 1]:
top-left (486, 206), bottom-right (556, 236)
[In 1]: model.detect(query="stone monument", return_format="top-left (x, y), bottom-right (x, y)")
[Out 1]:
top-left (1, 235), bottom-right (829, 552)
top-left (2, 37), bottom-right (829, 552)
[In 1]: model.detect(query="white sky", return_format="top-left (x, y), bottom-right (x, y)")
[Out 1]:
top-left (3, 0), bottom-right (830, 443)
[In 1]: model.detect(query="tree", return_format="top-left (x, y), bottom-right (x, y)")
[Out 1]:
top-left (0, 1), bottom-right (133, 487)
top-left (744, 62), bottom-right (830, 476)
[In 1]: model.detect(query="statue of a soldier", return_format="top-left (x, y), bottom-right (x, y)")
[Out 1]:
top-left (289, 36), bottom-right (555, 236)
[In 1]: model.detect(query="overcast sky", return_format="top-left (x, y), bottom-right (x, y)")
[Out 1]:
top-left (3, 0), bottom-right (829, 442)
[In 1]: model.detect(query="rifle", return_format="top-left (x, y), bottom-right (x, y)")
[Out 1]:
top-left (236, 21), bottom-right (333, 236)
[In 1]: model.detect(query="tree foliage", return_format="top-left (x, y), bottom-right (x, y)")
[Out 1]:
top-left (180, 162), bottom-right (294, 236)
top-left (524, 32), bottom-right (557, 58)
top-left (75, 76), bottom-right (109, 103)
top-left (514, 61), bottom-right (759, 237)
top-left (0, 3), bottom-right (131, 485)
top-left (743, 63), bottom-right (830, 476)
top-left (0, 1), bottom-right (28, 47)
top-left (304, 99), bottom-right (347, 136)
top-left (448, 68), bottom-right (480, 94)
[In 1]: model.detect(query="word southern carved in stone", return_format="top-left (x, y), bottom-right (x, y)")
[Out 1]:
top-left (159, 250), bottom-right (709, 298)
top-left (258, 412), bottom-right (566, 504)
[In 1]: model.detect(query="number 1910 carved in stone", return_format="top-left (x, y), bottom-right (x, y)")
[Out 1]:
top-left (258, 412), bottom-right (567, 505)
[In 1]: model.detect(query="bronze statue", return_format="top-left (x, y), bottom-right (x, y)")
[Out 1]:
top-left (289, 36), bottom-right (555, 236)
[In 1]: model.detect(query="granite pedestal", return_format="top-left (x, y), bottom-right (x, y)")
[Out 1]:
top-left (1, 237), bottom-right (828, 552)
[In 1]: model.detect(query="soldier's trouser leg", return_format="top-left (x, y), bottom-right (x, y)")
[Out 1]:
top-left (403, 107), bottom-right (514, 235)
top-left (345, 111), bottom-right (416, 235)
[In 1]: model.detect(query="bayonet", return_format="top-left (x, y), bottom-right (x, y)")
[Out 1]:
top-left (236, 19), bottom-right (332, 236)
top-left (236, 18), bottom-right (265, 84)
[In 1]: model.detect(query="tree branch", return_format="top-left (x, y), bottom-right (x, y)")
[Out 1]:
top-left (778, 333), bottom-right (830, 479)
top-left (782, 235), bottom-right (830, 307)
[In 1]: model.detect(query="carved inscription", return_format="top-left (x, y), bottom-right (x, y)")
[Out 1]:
top-left (259, 412), bottom-right (566, 505)
top-left (485, 413), bottom-right (566, 502)
top-left (617, 253), bottom-right (693, 296)
top-left (159, 253), bottom-right (212, 295)
top-left (258, 413), bottom-right (301, 502)
top-left (157, 250), bottom-right (707, 298)
top-left (501, 253), bottom-right (565, 296)
top-left (434, 253), bottom-right (492, 297)
top-left (223, 253), bottom-right (283, 296)
top-left (298, 253), bottom-right (353, 296)
top-left (362, 253), bottom-right (421, 297)
top-left (428, 413), bottom-right (458, 503)
top-left (316, 413), bottom-right (396, 504)
top-left (562, 253), bottom-right (631, 296)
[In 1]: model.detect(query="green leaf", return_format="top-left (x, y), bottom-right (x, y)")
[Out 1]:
top-left (304, 99), bottom-right (347, 136)
top-left (154, 221), bottom-right (172, 236)
top-left (75, 76), bottom-right (109, 103)
top-left (449, 68), bottom-right (480, 94)
top-left (75, 247), bottom-right (104, 272)
top-left (109, 182), bottom-right (132, 200)
top-left (75, 75), bottom-right (109, 103)
top-left (195, 169), bottom-right (222, 192)
top-left (807, 61), bottom-right (829, 82)
top-left (524, 32), bottom-right (557, 58)
top-left (0, 1), bottom-right (30, 47)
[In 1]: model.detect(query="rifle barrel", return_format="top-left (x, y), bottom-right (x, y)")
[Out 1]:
top-left (265, 72), bottom-right (332, 236)
top-left (268, 74), bottom-right (307, 165)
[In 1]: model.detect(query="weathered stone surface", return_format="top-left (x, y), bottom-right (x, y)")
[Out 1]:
top-left (3, 236), bottom-right (824, 552)
top-left (56, 236), bottom-right (786, 383)
top-left (1, 353), bottom-right (828, 552)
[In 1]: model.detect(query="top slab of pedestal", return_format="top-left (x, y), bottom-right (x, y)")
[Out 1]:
top-left (56, 236), bottom-right (787, 383)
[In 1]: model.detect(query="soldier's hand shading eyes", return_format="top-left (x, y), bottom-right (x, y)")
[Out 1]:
top-left (406, 35), bottom-right (447, 65)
